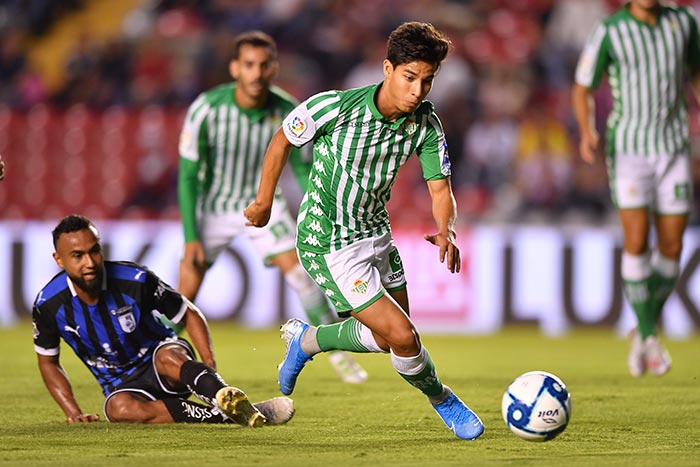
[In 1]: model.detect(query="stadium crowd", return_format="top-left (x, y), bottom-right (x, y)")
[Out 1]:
top-left (1, 0), bottom-right (699, 225)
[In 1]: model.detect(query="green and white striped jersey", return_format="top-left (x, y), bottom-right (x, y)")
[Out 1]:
top-left (575, 4), bottom-right (700, 157)
top-left (178, 83), bottom-right (309, 242)
top-left (282, 82), bottom-right (451, 253)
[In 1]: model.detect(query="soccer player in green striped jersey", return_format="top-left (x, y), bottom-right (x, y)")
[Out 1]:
top-left (245, 22), bottom-right (484, 440)
top-left (573, 0), bottom-right (700, 377)
top-left (177, 31), bottom-right (367, 385)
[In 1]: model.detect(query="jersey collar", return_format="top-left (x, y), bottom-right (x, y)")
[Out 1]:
top-left (366, 81), bottom-right (411, 130)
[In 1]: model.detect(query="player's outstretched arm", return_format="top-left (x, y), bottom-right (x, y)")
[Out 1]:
top-left (245, 128), bottom-right (295, 227)
top-left (424, 178), bottom-right (461, 273)
top-left (37, 354), bottom-right (99, 423)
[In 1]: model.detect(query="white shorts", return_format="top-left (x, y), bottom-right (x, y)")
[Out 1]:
top-left (199, 197), bottom-right (297, 264)
top-left (297, 231), bottom-right (407, 314)
top-left (609, 153), bottom-right (692, 214)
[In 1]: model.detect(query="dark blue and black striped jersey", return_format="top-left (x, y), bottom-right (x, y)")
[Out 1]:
top-left (32, 261), bottom-right (189, 396)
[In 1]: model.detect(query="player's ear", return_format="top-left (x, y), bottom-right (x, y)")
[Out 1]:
top-left (383, 59), bottom-right (394, 79)
top-left (52, 251), bottom-right (64, 270)
top-left (229, 60), bottom-right (239, 80)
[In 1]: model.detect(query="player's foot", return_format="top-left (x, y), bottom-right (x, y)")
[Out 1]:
top-left (627, 329), bottom-right (646, 377)
top-left (253, 397), bottom-right (295, 425)
top-left (328, 351), bottom-right (368, 384)
top-left (644, 335), bottom-right (672, 376)
top-left (431, 389), bottom-right (484, 440)
top-left (278, 319), bottom-right (313, 395)
top-left (215, 387), bottom-right (266, 428)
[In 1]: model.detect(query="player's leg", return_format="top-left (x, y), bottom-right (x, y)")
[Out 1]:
top-left (651, 153), bottom-right (692, 323)
top-left (350, 295), bottom-right (483, 440)
top-left (251, 199), bottom-right (368, 384)
top-left (154, 340), bottom-right (265, 427)
top-left (284, 235), bottom-right (483, 439)
top-left (613, 153), bottom-right (656, 376)
top-left (652, 214), bottom-right (686, 319)
top-left (271, 250), bottom-right (368, 384)
top-left (105, 390), bottom-right (229, 423)
top-left (643, 153), bottom-right (692, 376)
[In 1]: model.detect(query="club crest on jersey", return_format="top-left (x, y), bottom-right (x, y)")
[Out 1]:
top-left (112, 305), bottom-right (136, 333)
top-left (403, 119), bottom-right (418, 135)
top-left (287, 115), bottom-right (306, 137)
top-left (351, 279), bottom-right (369, 294)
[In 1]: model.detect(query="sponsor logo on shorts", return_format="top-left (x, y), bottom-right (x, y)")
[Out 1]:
top-left (351, 279), bottom-right (368, 294)
top-left (287, 115), bottom-right (306, 137)
top-left (388, 271), bottom-right (404, 281)
top-left (389, 248), bottom-right (403, 273)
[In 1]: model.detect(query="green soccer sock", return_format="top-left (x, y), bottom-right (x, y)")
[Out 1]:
top-left (391, 347), bottom-right (444, 398)
top-left (649, 272), bottom-right (677, 325)
top-left (623, 277), bottom-right (656, 339)
top-left (622, 251), bottom-right (655, 339)
top-left (316, 319), bottom-right (375, 353)
top-left (650, 251), bottom-right (680, 324)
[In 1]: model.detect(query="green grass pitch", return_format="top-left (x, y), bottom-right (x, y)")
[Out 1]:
top-left (2, 321), bottom-right (699, 466)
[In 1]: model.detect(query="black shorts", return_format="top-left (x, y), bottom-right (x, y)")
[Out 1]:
top-left (102, 337), bottom-right (196, 421)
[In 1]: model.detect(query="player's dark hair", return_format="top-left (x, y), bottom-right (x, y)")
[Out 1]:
top-left (386, 22), bottom-right (451, 68)
top-left (52, 214), bottom-right (100, 248)
top-left (231, 30), bottom-right (277, 60)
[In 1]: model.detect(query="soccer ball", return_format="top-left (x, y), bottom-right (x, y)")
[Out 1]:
top-left (501, 370), bottom-right (572, 442)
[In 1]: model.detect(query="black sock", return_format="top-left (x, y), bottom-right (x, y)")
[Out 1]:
top-left (179, 360), bottom-right (227, 405)
top-left (162, 398), bottom-right (232, 424)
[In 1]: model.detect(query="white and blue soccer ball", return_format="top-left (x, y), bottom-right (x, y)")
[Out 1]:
top-left (501, 370), bottom-right (572, 442)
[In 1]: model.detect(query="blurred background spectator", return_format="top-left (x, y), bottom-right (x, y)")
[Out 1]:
top-left (0, 0), bottom-right (698, 226)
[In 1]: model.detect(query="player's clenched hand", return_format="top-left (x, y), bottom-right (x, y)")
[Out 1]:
top-left (66, 413), bottom-right (99, 423)
top-left (244, 200), bottom-right (272, 228)
top-left (424, 232), bottom-right (461, 273)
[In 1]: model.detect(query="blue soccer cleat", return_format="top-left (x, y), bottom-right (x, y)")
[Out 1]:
top-left (431, 390), bottom-right (484, 440)
top-left (278, 318), bottom-right (314, 395)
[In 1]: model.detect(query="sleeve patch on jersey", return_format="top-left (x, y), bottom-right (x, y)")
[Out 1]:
top-left (287, 115), bottom-right (307, 137)
top-left (440, 140), bottom-right (451, 176)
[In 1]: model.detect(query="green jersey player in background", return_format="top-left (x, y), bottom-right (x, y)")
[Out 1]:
top-left (245, 22), bottom-right (484, 440)
top-left (177, 31), bottom-right (367, 385)
top-left (572, 0), bottom-right (700, 377)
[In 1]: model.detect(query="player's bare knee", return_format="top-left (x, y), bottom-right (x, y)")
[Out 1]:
top-left (623, 239), bottom-right (648, 256)
top-left (154, 344), bottom-right (190, 374)
top-left (657, 241), bottom-right (683, 259)
top-left (388, 326), bottom-right (420, 354)
top-left (106, 393), bottom-right (141, 423)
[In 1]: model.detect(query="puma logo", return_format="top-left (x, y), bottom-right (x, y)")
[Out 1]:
top-left (64, 324), bottom-right (80, 337)
top-left (134, 270), bottom-right (145, 280)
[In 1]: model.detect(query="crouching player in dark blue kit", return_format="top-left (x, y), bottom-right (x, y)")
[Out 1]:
top-left (33, 214), bottom-right (293, 426)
